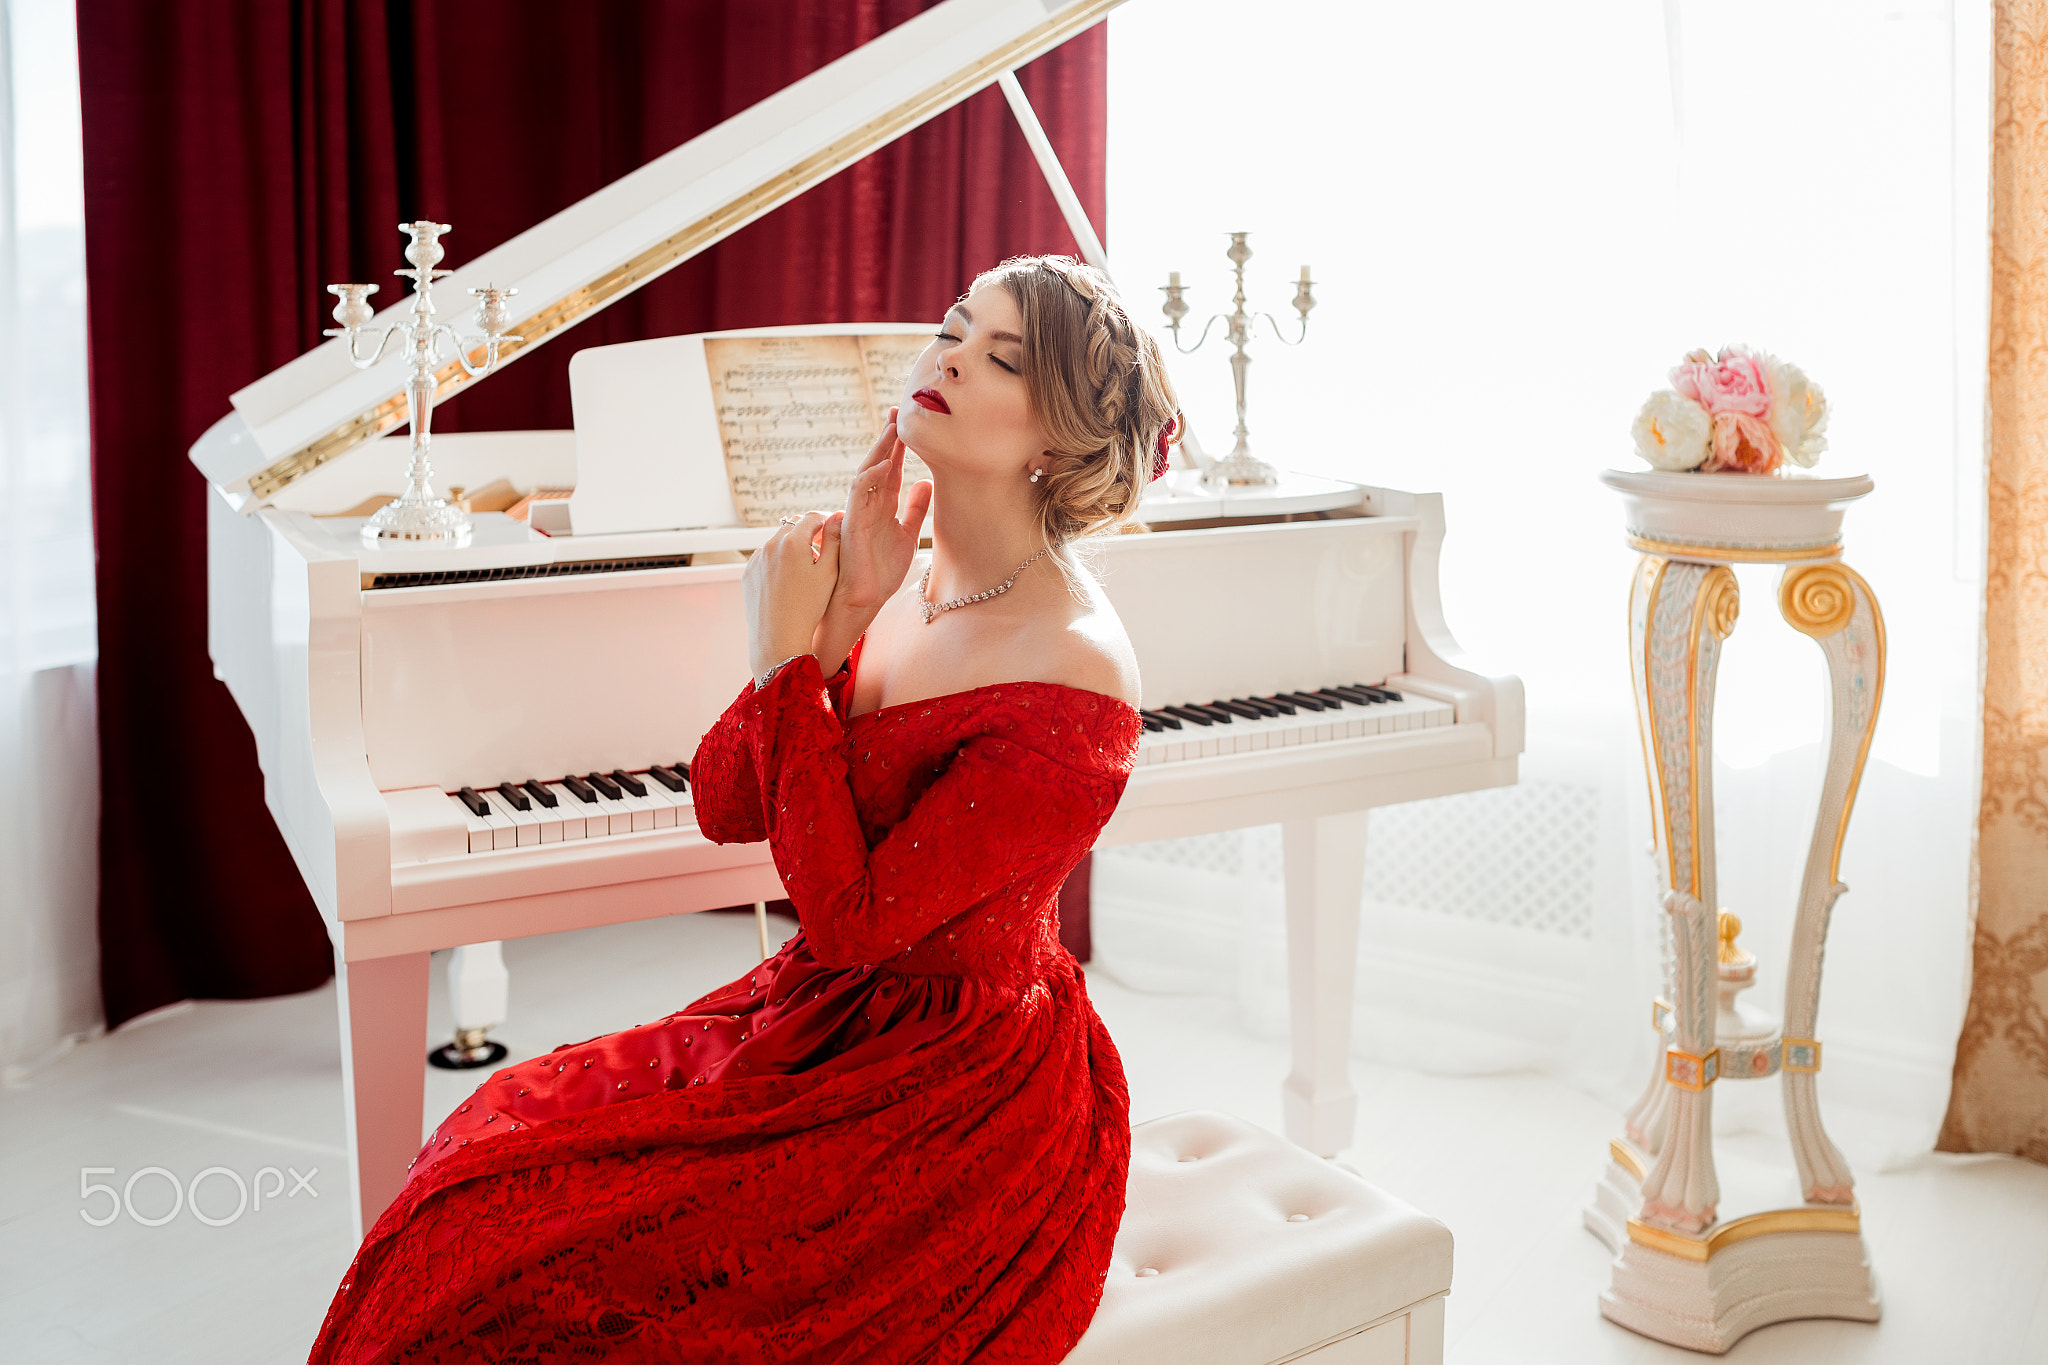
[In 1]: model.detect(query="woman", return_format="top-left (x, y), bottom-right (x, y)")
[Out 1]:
top-left (309, 255), bottom-right (1182, 1365)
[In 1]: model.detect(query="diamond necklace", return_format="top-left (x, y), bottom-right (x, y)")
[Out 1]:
top-left (917, 546), bottom-right (1053, 624)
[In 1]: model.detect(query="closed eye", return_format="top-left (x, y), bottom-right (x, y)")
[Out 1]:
top-left (934, 330), bottom-right (960, 342)
top-left (990, 354), bottom-right (1017, 374)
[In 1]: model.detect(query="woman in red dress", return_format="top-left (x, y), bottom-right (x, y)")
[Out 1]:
top-left (308, 255), bottom-right (1182, 1365)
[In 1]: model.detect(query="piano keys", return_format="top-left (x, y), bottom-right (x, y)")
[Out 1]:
top-left (1135, 686), bottom-right (1455, 762)
top-left (437, 765), bottom-right (692, 852)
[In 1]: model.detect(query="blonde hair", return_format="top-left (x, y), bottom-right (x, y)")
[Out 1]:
top-left (968, 255), bottom-right (1182, 549)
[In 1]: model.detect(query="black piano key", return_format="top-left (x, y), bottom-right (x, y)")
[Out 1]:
top-left (457, 786), bottom-right (491, 817)
top-left (494, 781), bottom-right (531, 811)
top-left (674, 761), bottom-right (691, 780)
top-left (562, 775), bottom-right (598, 804)
top-left (1140, 714), bottom-right (1164, 732)
top-left (586, 772), bottom-right (623, 800)
top-left (1321, 684), bottom-right (1373, 705)
top-left (1142, 709), bottom-right (1182, 731)
top-left (1185, 703), bottom-right (1234, 723)
top-left (522, 780), bottom-right (559, 808)
top-left (1256, 694), bottom-right (1299, 715)
top-left (611, 768), bottom-right (648, 797)
top-left (1352, 682), bottom-right (1403, 702)
top-left (649, 764), bottom-right (688, 793)
top-left (1236, 696), bottom-right (1284, 718)
top-left (1311, 688), bottom-right (1364, 709)
top-left (1162, 705), bottom-right (1214, 727)
top-left (1279, 692), bottom-right (1331, 711)
top-left (1209, 699), bottom-right (1262, 720)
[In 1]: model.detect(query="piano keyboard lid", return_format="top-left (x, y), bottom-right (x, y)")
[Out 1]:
top-left (187, 0), bottom-right (1125, 515)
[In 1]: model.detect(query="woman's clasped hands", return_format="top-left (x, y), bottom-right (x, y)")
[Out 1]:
top-left (740, 407), bottom-right (933, 683)
top-left (742, 508), bottom-right (841, 681)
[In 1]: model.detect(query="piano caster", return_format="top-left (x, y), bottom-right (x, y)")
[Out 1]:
top-left (428, 1027), bottom-right (509, 1071)
top-left (431, 940), bottom-right (510, 1071)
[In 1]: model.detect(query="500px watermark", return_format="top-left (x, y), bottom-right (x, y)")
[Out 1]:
top-left (79, 1165), bottom-right (319, 1226)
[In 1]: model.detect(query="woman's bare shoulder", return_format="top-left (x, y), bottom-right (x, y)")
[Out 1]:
top-left (1033, 567), bottom-right (1140, 708)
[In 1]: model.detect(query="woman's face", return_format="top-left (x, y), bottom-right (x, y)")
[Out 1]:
top-left (896, 282), bottom-right (1047, 477)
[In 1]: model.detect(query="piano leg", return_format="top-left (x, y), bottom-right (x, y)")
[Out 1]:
top-left (335, 949), bottom-right (431, 1243)
top-left (1281, 810), bottom-right (1370, 1157)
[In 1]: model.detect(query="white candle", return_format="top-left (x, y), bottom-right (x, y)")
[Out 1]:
top-left (1168, 271), bottom-right (1182, 288)
top-left (1299, 265), bottom-right (1311, 286)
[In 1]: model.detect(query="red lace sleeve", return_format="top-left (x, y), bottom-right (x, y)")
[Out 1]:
top-left (739, 655), bottom-right (1123, 968)
top-left (690, 658), bottom-right (853, 845)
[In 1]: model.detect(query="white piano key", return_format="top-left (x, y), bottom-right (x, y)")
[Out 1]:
top-left (484, 789), bottom-right (542, 847)
top-left (452, 793), bottom-right (495, 854)
top-left (613, 781), bottom-right (659, 832)
top-left (634, 774), bottom-right (677, 826)
top-left (515, 783), bottom-right (563, 842)
top-left (547, 782), bottom-right (592, 839)
top-left (644, 780), bottom-right (679, 828)
top-left (591, 784), bottom-right (632, 835)
top-left (462, 793), bottom-right (515, 851)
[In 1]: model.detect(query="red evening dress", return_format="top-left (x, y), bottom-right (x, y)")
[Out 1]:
top-left (307, 641), bottom-right (1143, 1365)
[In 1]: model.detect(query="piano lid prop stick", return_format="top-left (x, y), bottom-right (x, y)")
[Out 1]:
top-left (756, 901), bottom-right (772, 963)
top-left (996, 71), bottom-right (1110, 277)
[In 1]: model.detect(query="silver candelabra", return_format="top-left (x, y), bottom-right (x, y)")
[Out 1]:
top-left (325, 221), bottom-right (520, 548)
top-left (1160, 232), bottom-right (1315, 486)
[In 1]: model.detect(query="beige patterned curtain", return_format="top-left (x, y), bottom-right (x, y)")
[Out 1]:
top-left (1938, 0), bottom-right (2048, 1165)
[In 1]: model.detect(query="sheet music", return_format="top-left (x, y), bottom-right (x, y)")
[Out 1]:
top-left (706, 333), bottom-right (934, 526)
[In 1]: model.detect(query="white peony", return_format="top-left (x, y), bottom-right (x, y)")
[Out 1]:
top-left (1765, 356), bottom-right (1829, 468)
top-left (1632, 389), bottom-right (1712, 470)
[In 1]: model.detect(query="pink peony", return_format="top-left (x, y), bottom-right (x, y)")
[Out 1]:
top-left (1671, 346), bottom-right (1773, 418)
top-left (1702, 410), bottom-right (1783, 474)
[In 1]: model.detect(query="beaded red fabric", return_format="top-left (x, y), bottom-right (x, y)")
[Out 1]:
top-left (307, 646), bottom-right (1142, 1364)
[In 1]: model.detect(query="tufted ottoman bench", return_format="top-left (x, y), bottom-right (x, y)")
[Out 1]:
top-left (1065, 1111), bottom-right (1453, 1365)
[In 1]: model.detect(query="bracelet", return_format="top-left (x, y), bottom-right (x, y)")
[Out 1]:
top-left (754, 654), bottom-right (806, 691)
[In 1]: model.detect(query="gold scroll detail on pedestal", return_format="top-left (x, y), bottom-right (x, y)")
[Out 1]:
top-left (1780, 562), bottom-right (1857, 637)
top-left (1701, 568), bottom-right (1740, 641)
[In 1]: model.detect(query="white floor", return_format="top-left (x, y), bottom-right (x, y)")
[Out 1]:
top-left (3, 909), bottom-right (2044, 1364)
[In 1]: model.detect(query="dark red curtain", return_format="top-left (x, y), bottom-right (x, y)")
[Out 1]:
top-left (78, 0), bottom-right (1107, 1028)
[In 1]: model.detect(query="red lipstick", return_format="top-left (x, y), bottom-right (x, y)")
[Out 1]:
top-left (911, 388), bottom-right (951, 415)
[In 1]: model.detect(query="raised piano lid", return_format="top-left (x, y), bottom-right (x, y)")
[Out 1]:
top-left (188, 0), bottom-right (1123, 513)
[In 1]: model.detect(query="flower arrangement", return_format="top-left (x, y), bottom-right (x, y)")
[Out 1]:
top-left (1631, 345), bottom-right (1828, 474)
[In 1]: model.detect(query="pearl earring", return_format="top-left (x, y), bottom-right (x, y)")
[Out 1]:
top-left (1029, 467), bottom-right (1044, 483)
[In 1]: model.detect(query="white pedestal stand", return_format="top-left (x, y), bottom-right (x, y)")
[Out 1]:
top-left (1584, 470), bottom-right (1885, 1353)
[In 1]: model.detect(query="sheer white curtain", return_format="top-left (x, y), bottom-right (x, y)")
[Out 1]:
top-left (0, 0), bottom-right (100, 1080)
top-left (1098, 0), bottom-right (1984, 1160)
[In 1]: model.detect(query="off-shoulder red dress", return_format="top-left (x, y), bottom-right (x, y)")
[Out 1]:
top-left (307, 642), bottom-right (1143, 1365)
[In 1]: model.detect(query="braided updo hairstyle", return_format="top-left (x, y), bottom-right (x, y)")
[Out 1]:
top-left (969, 255), bottom-right (1182, 547)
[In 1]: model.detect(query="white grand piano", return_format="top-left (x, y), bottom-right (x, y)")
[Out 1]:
top-left (191, 0), bottom-right (1522, 1243)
